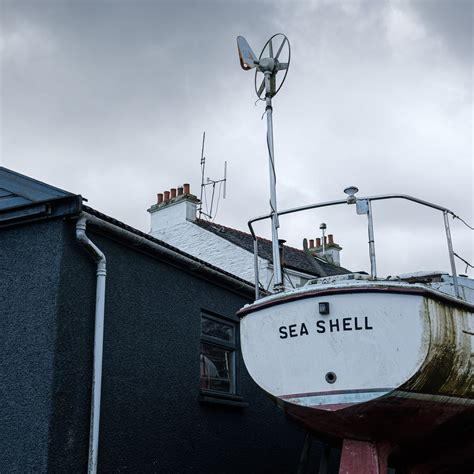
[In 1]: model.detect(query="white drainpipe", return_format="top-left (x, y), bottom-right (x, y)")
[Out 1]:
top-left (76, 215), bottom-right (107, 474)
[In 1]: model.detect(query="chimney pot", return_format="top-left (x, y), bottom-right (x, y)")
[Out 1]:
top-left (170, 188), bottom-right (177, 199)
top-left (328, 234), bottom-right (334, 244)
top-left (157, 193), bottom-right (163, 204)
top-left (324, 236), bottom-right (327, 245)
top-left (177, 186), bottom-right (183, 196)
top-left (164, 191), bottom-right (170, 202)
top-left (316, 238), bottom-right (321, 247)
top-left (183, 183), bottom-right (190, 194)
top-left (309, 239), bottom-right (314, 249)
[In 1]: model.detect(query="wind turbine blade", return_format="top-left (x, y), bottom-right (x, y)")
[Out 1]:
top-left (257, 78), bottom-right (265, 97)
top-left (274, 37), bottom-right (287, 60)
top-left (276, 62), bottom-right (288, 71)
top-left (269, 38), bottom-right (274, 58)
top-left (237, 36), bottom-right (258, 70)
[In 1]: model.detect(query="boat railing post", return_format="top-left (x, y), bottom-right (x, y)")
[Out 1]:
top-left (367, 200), bottom-right (377, 279)
top-left (443, 211), bottom-right (460, 298)
top-left (254, 237), bottom-right (260, 300)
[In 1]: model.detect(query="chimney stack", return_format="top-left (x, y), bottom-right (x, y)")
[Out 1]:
top-left (148, 182), bottom-right (200, 236)
top-left (307, 233), bottom-right (343, 267)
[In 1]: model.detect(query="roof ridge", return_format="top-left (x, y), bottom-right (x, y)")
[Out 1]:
top-left (194, 217), bottom-right (350, 276)
top-left (196, 218), bottom-right (312, 255)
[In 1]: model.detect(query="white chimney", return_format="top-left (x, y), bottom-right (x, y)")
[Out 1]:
top-left (148, 183), bottom-right (199, 235)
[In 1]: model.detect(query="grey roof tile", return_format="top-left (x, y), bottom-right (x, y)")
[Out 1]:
top-left (194, 219), bottom-right (350, 277)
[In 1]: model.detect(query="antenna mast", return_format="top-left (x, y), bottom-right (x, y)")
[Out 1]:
top-left (198, 132), bottom-right (227, 221)
top-left (237, 34), bottom-right (291, 292)
top-left (199, 132), bottom-right (206, 219)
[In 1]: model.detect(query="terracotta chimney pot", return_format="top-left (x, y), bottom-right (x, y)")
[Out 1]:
top-left (183, 183), bottom-right (190, 194)
top-left (164, 190), bottom-right (170, 202)
top-left (316, 238), bottom-right (321, 247)
top-left (309, 239), bottom-right (314, 248)
top-left (170, 188), bottom-right (177, 199)
top-left (157, 193), bottom-right (163, 204)
top-left (328, 234), bottom-right (334, 244)
top-left (177, 186), bottom-right (183, 196)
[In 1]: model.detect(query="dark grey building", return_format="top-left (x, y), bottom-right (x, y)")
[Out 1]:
top-left (0, 167), bottom-right (329, 473)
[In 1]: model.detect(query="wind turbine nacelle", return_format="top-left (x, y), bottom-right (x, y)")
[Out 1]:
top-left (258, 57), bottom-right (275, 73)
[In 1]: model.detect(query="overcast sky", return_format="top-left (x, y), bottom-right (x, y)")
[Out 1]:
top-left (1, 0), bottom-right (472, 278)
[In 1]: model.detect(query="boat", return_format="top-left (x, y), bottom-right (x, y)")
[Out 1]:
top-left (236, 34), bottom-right (474, 472)
top-left (239, 272), bottom-right (474, 469)
top-left (238, 191), bottom-right (474, 471)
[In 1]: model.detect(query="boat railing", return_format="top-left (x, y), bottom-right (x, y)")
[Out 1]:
top-left (248, 191), bottom-right (466, 301)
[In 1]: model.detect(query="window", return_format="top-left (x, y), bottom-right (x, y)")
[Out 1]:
top-left (200, 313), bottom-right (236, 395)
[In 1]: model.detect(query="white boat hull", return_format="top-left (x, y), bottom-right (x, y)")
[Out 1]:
top-left (238, 282), bottom-right (474, 446)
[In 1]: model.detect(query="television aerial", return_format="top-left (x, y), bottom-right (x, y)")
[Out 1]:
top-left (236, 33), bottom-right (291, 292)
top-left (198, 132), bottom-right (227, 221)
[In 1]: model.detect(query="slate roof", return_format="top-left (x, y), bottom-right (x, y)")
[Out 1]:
top-left (0, 167), bottom-right (82, 223)
top-left (195, 219), bottom-right (350, 277)
top-left (0, 167), bottom-right (73, 209)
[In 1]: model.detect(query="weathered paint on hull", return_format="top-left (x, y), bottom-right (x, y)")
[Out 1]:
top-left (239, 283), bottom-right (474, 470)
top-left (284, 393), bottom-right (474, 471)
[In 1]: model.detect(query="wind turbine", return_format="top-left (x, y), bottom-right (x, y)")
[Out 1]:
top-left (237, 34), bottom-right (291, 291)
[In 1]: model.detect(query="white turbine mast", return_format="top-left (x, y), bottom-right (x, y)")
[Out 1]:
top-left (237, 34), bottom-right (291, 292)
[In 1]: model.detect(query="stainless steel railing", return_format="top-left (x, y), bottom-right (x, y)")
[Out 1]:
top-left (248, 192), bottom-right (461, 300)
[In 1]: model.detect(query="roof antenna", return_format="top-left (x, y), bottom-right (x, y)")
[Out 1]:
top-left (198, 131), bottom-right (227, 221)
top-left (237, 34), bottom-right (291, 292)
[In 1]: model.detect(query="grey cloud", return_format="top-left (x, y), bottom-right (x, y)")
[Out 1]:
top-left (0, 0), bottom-right (472, 277)
top-left (411, 0), bottom-right (472, 62)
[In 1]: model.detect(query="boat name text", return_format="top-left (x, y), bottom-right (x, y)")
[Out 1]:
top-left (278, 317), bottom-right (373, 339)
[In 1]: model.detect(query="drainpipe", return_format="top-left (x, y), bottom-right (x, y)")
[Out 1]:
top-left (76, 215), bottom-right (107, 474)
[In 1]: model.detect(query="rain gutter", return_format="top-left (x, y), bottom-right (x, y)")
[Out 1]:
top-left (81, 210), bottom-right (256, 296)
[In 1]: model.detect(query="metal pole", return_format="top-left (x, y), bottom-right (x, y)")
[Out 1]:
top-left (254, 238), bottom-right (260, 300)
top-left (443, 211), bottom-right (460, 298)
top-left (264, 71), bottom-right (283, 291)
top-left (199, 132), bottom-right (206, 219)
top-left (367, 200), bottom-right (377, 279)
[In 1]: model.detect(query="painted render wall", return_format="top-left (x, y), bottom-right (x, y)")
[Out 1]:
top-left (150, 217), bottom-right (310, 291)
top-left (1, 216), bottom-right (325, 473)
top-left (0, 219), bottom-right (83, 472)
top-left (150, 219), bottom-right (271, 287)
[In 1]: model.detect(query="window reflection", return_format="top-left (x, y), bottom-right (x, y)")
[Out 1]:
top-left (200, 342), bottom-right (233, 393)
top-left (201, 317), bottom-right (233, 342)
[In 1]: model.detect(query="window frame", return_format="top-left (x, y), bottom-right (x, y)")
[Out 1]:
top-left (199, 310), bottom-right (248, 408)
